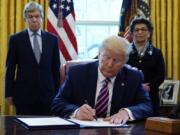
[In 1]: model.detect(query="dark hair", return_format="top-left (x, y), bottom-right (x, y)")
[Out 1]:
top-left (129, 16), bottom-right (153, 34)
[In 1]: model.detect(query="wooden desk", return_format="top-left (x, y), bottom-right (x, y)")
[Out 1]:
top-left (0, 116), bottom-right (176, 135)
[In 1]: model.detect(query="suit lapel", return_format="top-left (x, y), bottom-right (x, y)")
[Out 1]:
top-left (39, 31), bottom-right (46, 65)
top-left (111, 66), bottom-right (127, 114)
top-left (38, 30), bottom-right (48, 65)
top-left (23, 29), bottom-right (33, 52)
top-left (86, 62), bottom-right (98, 107)
top-left (23, 30), bottom-right (38, 64)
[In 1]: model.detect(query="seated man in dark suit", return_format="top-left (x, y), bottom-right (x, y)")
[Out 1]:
top-left (51, 36), bottom-right (153, 124)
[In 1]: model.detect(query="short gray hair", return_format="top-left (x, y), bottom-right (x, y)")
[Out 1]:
top-left (23, 1), bottom-right (44, 19)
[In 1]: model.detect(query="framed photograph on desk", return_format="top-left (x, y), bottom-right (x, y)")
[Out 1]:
top-left (159, 80), bottom-right (180, 106)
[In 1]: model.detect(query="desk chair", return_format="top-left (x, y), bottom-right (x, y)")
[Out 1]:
top-left (60, 59), bottom-right (98, 84)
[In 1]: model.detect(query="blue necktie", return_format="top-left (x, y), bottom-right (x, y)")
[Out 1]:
top-left (33, 32), bottom-right (41, 63)
top-left (95, 78), bottom-right (110, 117)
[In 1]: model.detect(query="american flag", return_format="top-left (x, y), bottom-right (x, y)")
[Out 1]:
top-left (119, 0), bottom-right (150, 42)
top-left (118, 0), bottom-right (132, 37)
top-left (118, 0), bottom-right (134, 42)
top-left (137, 0), bottom-right (150, 19)
top-left (47, 0), bottom-right (78, 65)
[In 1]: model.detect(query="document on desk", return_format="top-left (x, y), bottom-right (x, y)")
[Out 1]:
top-left (16, 117), bottom-right (77, 130)
top-left (69, 118), bottom-right (128, 128)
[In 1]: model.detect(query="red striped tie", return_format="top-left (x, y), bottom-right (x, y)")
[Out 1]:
top-left (95, 78), bottom-right (110, 117)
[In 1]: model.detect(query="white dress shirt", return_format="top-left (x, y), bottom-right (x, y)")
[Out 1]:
top-left (95, 67), bottom-right (134, 120)
top-left (95, 68), bottom-right (116, 117)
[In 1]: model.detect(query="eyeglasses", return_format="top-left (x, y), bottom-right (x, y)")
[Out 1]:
top-left (133, 28), bottom-right (148, 33)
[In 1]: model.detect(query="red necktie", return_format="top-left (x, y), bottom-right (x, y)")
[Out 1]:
top-left (95, 78), bottom-right (110, 117)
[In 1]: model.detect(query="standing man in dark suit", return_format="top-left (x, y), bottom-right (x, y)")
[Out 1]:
top-left (5, 2), bottom-right (60, 115)
top-left (51, 36), bottom-right (153, 124)
top-left (127, 17), bottom-right (165, 116)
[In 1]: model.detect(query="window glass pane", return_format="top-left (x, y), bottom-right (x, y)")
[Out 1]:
top-left (74, 0), bottom-right (123, 59)
top-left (74, 1), bottom-right (86, 20)
top-left (86, 0), bottom-right (109, 21)
top-left (74, 0), bottom-right (121, 21)
top-left (109, 0), bottom-right (123, 20)
top-left (76, 25), bottom-right (86, 58)
top-left (77, 25), bottom-right (119, 59)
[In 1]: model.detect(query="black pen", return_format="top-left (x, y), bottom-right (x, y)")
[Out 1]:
top-left (84, 100), bottom-right (97, 121)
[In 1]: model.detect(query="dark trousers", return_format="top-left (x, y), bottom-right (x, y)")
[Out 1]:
top-left (15, 100), bottom-right (52, 115)
top-left (150, 92), bottom-right (160, 116)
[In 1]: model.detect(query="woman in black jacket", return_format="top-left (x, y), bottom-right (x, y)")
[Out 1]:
top-left (127, 16), bottom-right (165, 116)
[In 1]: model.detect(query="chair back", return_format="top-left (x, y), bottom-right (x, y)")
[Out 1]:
top-left (60, 59), bottom-right (98, 84)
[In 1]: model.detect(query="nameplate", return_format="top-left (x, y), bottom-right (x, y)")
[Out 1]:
top-left (145, 117), bottom-right (180, 134)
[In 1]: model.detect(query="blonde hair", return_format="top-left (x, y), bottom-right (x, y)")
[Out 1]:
top-left (99, 36), bottom-right (131, 62)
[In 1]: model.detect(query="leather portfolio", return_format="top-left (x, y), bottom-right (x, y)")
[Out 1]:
top-left (145, 117), bottom-right (180, 134)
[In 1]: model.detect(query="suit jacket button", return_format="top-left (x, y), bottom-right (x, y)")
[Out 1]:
top-left (121, 83), bottom-right (125, 86)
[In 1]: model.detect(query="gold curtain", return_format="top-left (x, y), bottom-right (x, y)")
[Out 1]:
top-left (150, 0), bottom-right (180, 79)
top-left (0, 0), bottom-right (48, 115)
top-left (1, 0), bottom-right (180, 115)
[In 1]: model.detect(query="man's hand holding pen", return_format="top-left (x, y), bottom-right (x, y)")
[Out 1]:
top-left (75, 104), bottom-right (97, 121)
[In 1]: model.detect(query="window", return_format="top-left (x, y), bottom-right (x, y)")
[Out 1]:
top-left (74, 0), bottom-right (123, 59)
